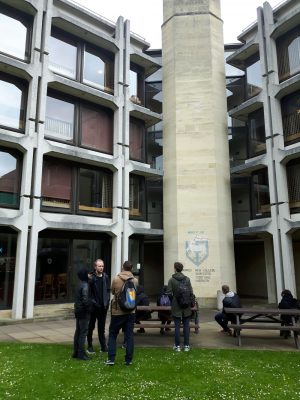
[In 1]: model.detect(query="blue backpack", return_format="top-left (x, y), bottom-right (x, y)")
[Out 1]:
top-left (118, 278), bottom-right (136, 311)
top-left (159, 293), bottom-right (171, 307)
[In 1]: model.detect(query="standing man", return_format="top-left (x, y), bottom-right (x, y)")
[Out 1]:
top-left (215, 284), bottom-right (241, 335)
top-left (105, 261), bottom-right (138, 366)
top-left (167, 261), bottom-right (193, 352)
top-left (87, 259), bottom-right (110, 354)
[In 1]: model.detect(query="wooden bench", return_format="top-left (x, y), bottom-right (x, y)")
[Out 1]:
top-left (134, 305), bottom-right (199, 331)
top-left (224, 307), bottom-right (300, 349)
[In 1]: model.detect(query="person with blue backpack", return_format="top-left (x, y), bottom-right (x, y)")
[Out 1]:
top-left (105, 261), bottom-right (138, 366)
top-left (157, 285), bottom-right (172, 334)
top-left (167, 262), bottom-right (194, 352)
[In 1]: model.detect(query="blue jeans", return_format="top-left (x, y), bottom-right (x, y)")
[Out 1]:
top-left (73, 316), bottom-right (90, 357)
top-left (108, 313), bottom-right (135, 363)
top-left (173, 315), bottom-right (190, 347)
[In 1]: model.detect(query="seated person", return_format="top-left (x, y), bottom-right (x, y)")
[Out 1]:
top-left (278, 289), bottom-right (300, 338)
top-left (157, 285), bottom-right (172, 334)
top-left (215, 284), bottom-right (241, 336)
top-left (191, 294), bottom-right (200, 334)
top-left (135, 285), bottom-right (151, 333)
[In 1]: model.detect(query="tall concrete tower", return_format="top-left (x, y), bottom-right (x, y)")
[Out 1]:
top-left (162, 0), bottom-right (235, 306)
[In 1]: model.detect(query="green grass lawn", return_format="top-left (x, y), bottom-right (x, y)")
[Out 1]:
top-left (0, 343), bottom-right (300, 400)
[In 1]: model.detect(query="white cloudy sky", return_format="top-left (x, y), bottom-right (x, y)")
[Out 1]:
top-left (73, 0), bottom-right (282, 48)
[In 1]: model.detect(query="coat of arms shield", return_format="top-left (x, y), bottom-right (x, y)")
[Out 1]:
top-left (185, 235), bottom-right (208, 267)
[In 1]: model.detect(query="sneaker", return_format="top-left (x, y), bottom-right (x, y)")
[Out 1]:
top-left (104, 359), bottom-right (115, 366)
top-left (86, 346), bottom-right (95, 355)
top-left (184, 345), bottom-right (190, 352)
top-left (121, 344), bottom-right (127, 349)
top-left (77, 355), bottom-right (91, 361)
top-left (124, 361), bottom-right (132, 366)
top-left (173, 345), bottom-right (181, 352)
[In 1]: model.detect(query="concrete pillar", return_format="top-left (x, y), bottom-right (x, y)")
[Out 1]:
top-left (264, 236), bottom-right (277, 303)
top-left (162, 0), bottom-right (235, 305)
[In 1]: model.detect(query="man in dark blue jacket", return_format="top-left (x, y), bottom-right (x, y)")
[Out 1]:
top-left (215, 284), bottom-right (241, 335)
top-left (87, 259), bottom-right (110, 354)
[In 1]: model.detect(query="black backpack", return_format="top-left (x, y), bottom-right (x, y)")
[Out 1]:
top-left (176, 277), bottom-right (192, 309)
top-left (118, 278), bottom-right (137, 311)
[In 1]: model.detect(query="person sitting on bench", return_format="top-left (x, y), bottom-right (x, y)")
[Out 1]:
top-left (279, 289), bottom-right (300, 338)
top-left (215, 284), bottom-right (241, 336)
top-left (135, 286), bottom-right (151, 333)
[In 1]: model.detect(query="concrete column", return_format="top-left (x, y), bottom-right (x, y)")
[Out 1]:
top-left (111, 234), bottom-right (122, 278)
top-left (162, 0), bottom-right (235, 305)
top-left (264, 236), bottom-right (277, 303)
top-left (259, 4), bottom-right (296, 297)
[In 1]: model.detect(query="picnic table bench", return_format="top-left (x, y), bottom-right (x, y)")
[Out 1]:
top-left (224, 307), bottom-right (300, 349)
top-left (134, 305), bottom-right (199, 331)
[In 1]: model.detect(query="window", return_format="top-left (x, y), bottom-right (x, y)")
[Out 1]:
top-left (48, 29), bottom-right (114, 94)
top-left (130, 118), bottom-right (145, 162)
top-left (48, 33), bottom-right (77, 79)
top-left (45, 92), bottom-right (113, 153)
top-left (145, 81), bottom-right (162, 114)
top-left (147, 122), bottom-right (163, 170)
top-left (0, 229), bottom-right (17, 310)
top-left (0, 149), bottom-right (21, 208)
top-left (81, 104), bottom-right (113, 153)
top-left (252, 169), bottom-right (270, 218)
top-left (245, 54), bottom-right (262, 99)
top-left (146, 177), bottom-right (163, 229)
top-left (83, 46), bottom-right (114, 94)
top-left (0, 7), bottom-right (31, 60)
top-left (248, 109), bottom-right (266, 157)
top-left (129, 65), bottom-right (144, 105)
top-left (281, 90), bottom-right (300, 145)
top-left (129, 174), bottom-right (145, 219)
top-left (45, 95), bottom-right (75, 142)
top-left (287, 159), bottom-right (300, 212)
top-left (41, 158), bottom-right (72, 210)
top-left (41, 157), bottom-right (113, 216)
top-left (0, 74), bottom-right (27, 131)
top-left (78, 168), bottom-right (112, 214)
top-left (277, 27), bottom-right (300, 82)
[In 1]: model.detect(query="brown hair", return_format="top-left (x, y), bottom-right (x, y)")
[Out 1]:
top-left (222, 285), bottom-right (230, 294)
top-left (174, 262), bottom-right (183, 272)
top-left (123, 260), bottom-right (133, 271)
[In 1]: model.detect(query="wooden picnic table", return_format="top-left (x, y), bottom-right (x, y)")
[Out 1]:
top-left (135, 305), bottom-right (199, 330)
top-left (224, 307), bottom-right (300, 349)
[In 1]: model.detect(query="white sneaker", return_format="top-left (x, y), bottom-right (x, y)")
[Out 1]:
top-left (173, 345), bottom-right (181, 352)
top-left (184, 345), bottom-right (190, 352)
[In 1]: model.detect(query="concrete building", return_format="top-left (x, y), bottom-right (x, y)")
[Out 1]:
top-left (0, 0), bottom-right (163, 318)
top-left (228, 0), bottom-right (300, 302)
top-left (2, 0), bottom-right (300, 320)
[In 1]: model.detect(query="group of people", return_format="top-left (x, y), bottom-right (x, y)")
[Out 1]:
top-left (215, 285), bottom-right (300, 338)
top-left (73, 258), bottom-right (299, 365)
top-left (73, 260), bottom-right (195, 364)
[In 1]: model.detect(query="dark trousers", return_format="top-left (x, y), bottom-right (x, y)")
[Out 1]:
top-left (73, 316), bottom-right (89, 357)
top-left (215, 312), bottom-right (231, 332)
top-left (87, 306), bottom-right (108, 350)
top-left (107, 313), bottom-right (135, 363)
top-left (173, 315), bottom-right (190, 347)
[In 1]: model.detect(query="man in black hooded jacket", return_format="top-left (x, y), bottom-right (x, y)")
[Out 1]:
top-left (215, 284), bottom-right (241, 335)
top-left (73, 268), bottom-right (92, 360)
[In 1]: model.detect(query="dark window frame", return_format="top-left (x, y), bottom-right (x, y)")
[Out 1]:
top-left (41, 156), bottom-right (113, 218)
top-left (0, 72), bottom-right (28, 133)
top-left (0, 4), bottom-right (33, 62)
top-left (250, 168), bottom-right (271, 219)
top-left (0, 146), bottom-right (22, 209)
top-left (49, 27), bottom-right (115, 95)
top-left (45, 90), bottom-right (114, 155)
top-left (129, 174), bottom-right (145, 220)
top-left (129, 116), bottom-right (146, 162)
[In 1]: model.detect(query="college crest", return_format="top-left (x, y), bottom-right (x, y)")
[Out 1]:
top-left (185, 234), bottom-right (208, 267)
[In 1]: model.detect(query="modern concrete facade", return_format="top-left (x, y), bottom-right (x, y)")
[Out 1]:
top-left (0, 0), bottom-right (162, 318)
top-left (228, 0), bottom-right (300, 302)
top-left (162, 0), bottom-right (235, 306)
